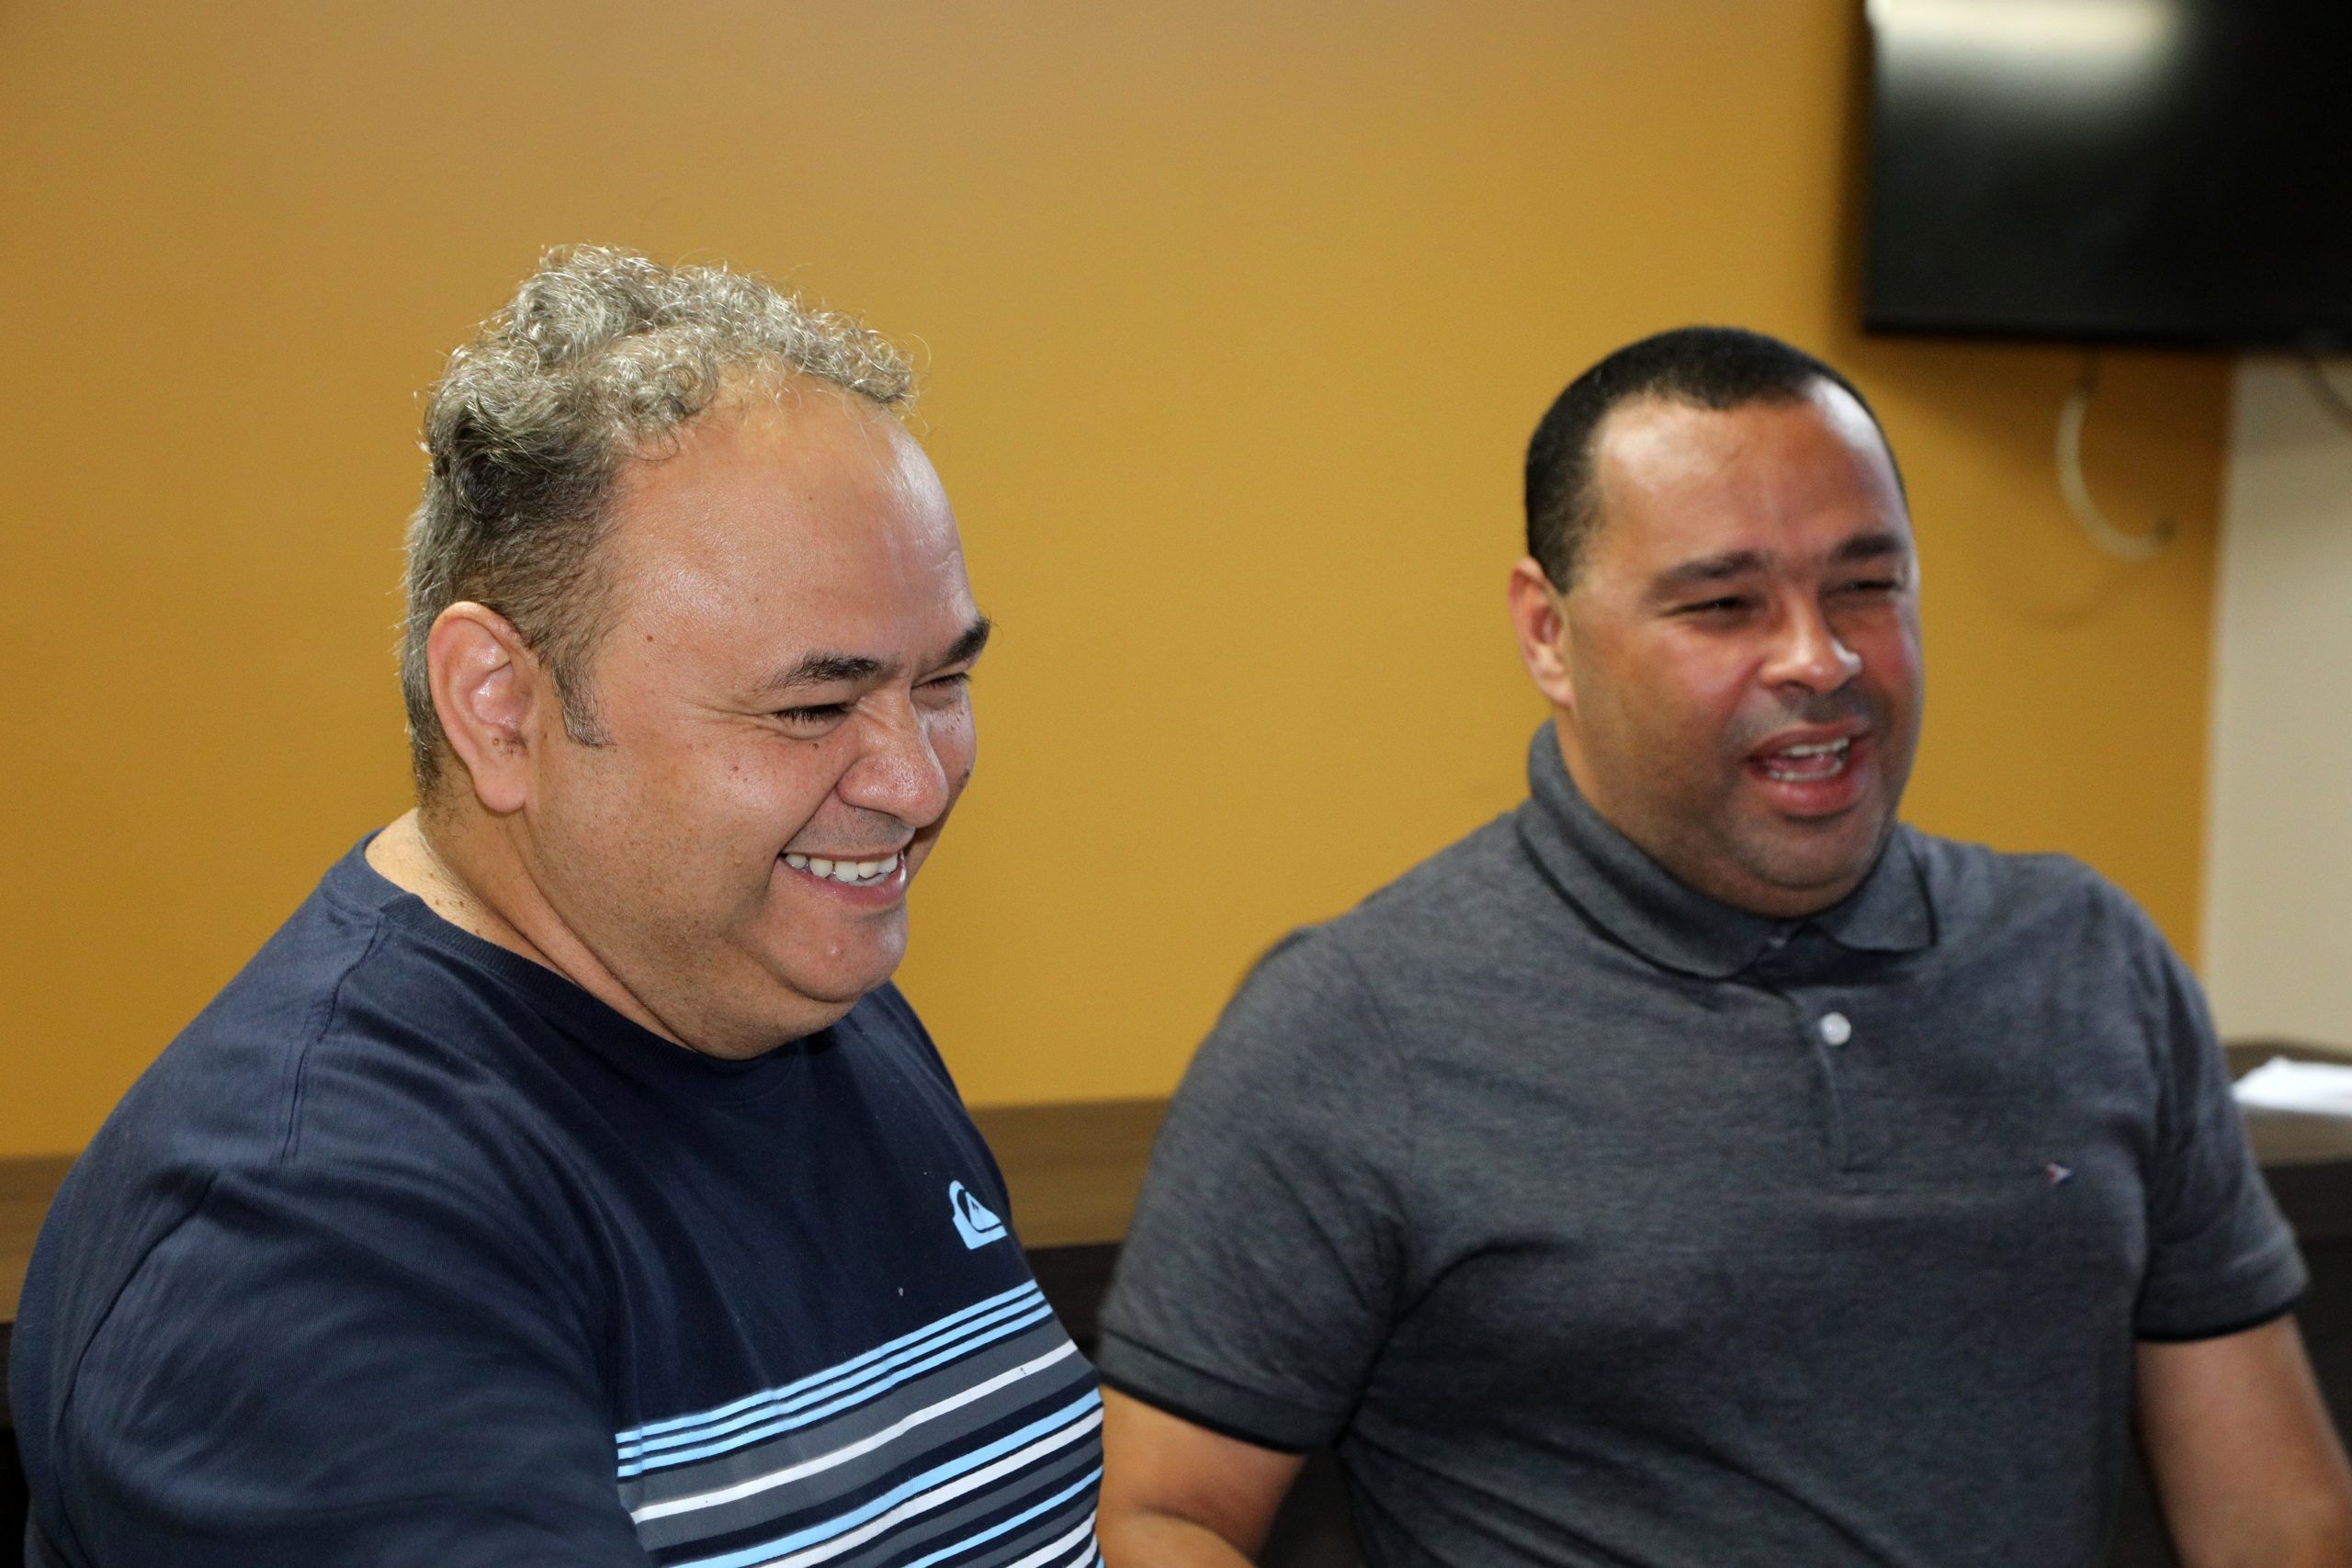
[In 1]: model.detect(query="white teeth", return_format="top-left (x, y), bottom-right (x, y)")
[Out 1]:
top-left (784, 852), bottom-right (901, 886)
top-left (1760, 738), bottom-right (1851, 782)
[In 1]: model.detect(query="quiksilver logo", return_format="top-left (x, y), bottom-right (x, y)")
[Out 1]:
top-left (948, 1180), bottom-right (1007, 1249)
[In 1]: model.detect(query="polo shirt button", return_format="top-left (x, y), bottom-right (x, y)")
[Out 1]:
top-left (1818, 1012), bottom-right (1853, 1046)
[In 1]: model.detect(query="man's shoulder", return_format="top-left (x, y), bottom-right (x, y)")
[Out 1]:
top-left (41, 841), bottom-right (603, 1307)
top-left (15, 845), bottom-right (594, 1454)
top-left (1306, 808), bottom-right (1545, 964)
top-left (1204, 811), bottom-right (1547, 1055)
top-left (1901, 825), bottom-right (2174, 979)
top-left (111, 840), bottom-right (569, 1163)
top-left (94, 844), bottom-right (410, 1158)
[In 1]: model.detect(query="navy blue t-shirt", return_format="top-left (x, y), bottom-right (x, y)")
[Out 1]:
top-left (10, 840), bottom-right (1102, 1567)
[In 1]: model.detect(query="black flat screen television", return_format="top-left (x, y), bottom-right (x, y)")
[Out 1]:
top-left (1862, 0), bottom-right (2352, 350)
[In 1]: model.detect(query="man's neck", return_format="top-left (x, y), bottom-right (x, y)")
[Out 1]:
top-left (366, 809), bottom-right (560, 969)
top-left (371, 803), bottom-right (848, 1061)
top-left (367, 808), bottom-right (693, 1047)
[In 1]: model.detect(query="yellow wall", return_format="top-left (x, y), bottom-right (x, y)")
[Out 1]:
top-left (0, 1), bottom-right (2228, 1156)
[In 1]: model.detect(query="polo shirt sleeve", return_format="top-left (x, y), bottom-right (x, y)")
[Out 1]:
top-left (2132, 932), bottom-right (2307, 1341)
top-left (45, 1159), bottom-right (654, 1567)
top-left (1094, 931), bottom-right (1412, 1453)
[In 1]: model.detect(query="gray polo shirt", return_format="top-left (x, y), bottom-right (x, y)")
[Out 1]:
top-left (1097, 724), bottom-right (2302, 1568)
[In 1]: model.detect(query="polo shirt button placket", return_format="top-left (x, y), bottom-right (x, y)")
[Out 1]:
top-left (1805, 1004), bottom-right (1866, 1172)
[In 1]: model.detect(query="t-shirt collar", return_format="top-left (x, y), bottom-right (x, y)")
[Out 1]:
top-left (1514, 720), bottom-right (1935, 978)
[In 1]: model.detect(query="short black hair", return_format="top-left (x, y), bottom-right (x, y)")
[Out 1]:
top-left (1522, 325), bottom-right (1899, 589)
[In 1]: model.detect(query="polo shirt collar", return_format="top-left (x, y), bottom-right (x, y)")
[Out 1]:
top-left (1514, 721), bottom-right (1935, 978)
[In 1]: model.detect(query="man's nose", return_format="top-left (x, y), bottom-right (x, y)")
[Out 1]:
top-left (842, 703), bottom-right (953, 826)
top-left (1763, 602), bottom-right (1863, 693)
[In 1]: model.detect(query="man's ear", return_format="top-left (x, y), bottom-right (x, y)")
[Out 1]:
top-left (426, 603), bottom-right (543, 816)
top-left (1507, 557), bottom-right (1577, 710)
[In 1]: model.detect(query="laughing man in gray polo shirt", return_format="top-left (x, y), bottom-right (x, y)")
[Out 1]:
top-left (1092, 328), bottom-right (2352, 1567)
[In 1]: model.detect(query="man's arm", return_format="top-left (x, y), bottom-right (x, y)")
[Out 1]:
top-left (1098, 1389), bottom-right (1307, 1565)
top-left (2138, 1314), bottom-right (2352, 1567)
top-left (45, 1167), bottom-right (652, 1566)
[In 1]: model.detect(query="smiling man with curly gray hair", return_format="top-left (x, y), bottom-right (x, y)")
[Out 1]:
top-left (14, 246), bottom-right (1103, 1568)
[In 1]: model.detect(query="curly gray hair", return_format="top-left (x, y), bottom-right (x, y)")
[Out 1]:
top-left (400, 244), bottom-right (916, 795)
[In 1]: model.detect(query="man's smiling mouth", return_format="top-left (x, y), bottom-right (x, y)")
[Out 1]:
top-left (1757, 738), bottom-right (1849, 783)
top-left (783, 852), bottom-right (901, 887)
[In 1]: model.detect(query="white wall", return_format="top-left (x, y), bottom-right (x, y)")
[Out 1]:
top-left (2203, 358), bottom-right (2352, 1048)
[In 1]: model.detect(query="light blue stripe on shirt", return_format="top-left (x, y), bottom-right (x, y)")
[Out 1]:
top-left (673, 1390), bottom-right (1102, 1568)
top-left (619, 1302), bottom-right (1058, 1477)
top-left (619, 1282), bottom-right (1040, 1451)
top-left (898, 1466), bottom-right (1101, 1568)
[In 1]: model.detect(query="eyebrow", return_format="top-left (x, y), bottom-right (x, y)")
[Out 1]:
top-left (760, 615), bottom-right (992, 693)
top-left (1829, 530), bottom-right (1911, 566)
top-left (1651, 551), bottom-right (1765, 595)
top-left (940, 616), bottom-right (993, 669)
top-left (1648, 531), bottom-right (1910, 598)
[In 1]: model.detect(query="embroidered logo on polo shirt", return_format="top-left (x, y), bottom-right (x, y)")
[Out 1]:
top-left (2045, 1162), bottom-right (2075, 1186)
top-left (948, 1179), bottom-right (1008, 1248)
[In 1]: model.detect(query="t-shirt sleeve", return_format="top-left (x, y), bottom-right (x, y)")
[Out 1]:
top-left (2132, 931), bottom-right (2307, 1341)
top-left (1094, 931), bottom-right (1410, 1452)
top-left (48, 1159), bottom-right (654, 1567)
